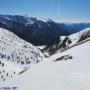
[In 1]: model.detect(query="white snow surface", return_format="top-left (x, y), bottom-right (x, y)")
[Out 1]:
top-left (1, 37), bottom-right (90, 90)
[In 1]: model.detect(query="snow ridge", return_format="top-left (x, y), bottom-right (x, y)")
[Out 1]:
top-left (0, 28), bottom-right (43, 81)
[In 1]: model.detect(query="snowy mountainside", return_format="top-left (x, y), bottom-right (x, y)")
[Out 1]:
top-left (0, 25), bottom-right (90, 90)
top-left (1, 37), bottom-right (90, 90)
top-left (42, 27), bottom-right (90, 57)
top-left (69, 27), bottom-right (90, 42)
top-left (0, 28), bottom-right (43, 81)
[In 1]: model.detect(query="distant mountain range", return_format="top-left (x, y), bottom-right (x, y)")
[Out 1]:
top-left (58, 23), bottom-right (90, 33)
top-left (0, 15), bottom-right (90, 45)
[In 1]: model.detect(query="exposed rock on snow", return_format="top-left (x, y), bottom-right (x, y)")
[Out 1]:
top-left (78, 28), bottom-right (90, 42)
top-left (54, 54), bottom-right (73, 62)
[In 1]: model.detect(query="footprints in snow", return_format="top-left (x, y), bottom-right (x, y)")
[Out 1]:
top-left (0, 60), bottom-right (16, 81)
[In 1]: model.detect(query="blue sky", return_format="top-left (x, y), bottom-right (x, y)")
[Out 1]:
top-left (0, 0), bottom-right (90, 22)
top-left (60, 0), bottom-right (90, 22)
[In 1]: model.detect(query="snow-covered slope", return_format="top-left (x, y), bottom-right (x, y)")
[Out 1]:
top-left (1, 37), bottom-right (90, 90)
top-left (0, 27), bottom-right (90, 90)
top-left (0, 28), bottom-right (43, 81)
top-left (69, 27), bottom-right (90, 44)
top-left (41, 28), bottom-right (90, 57)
